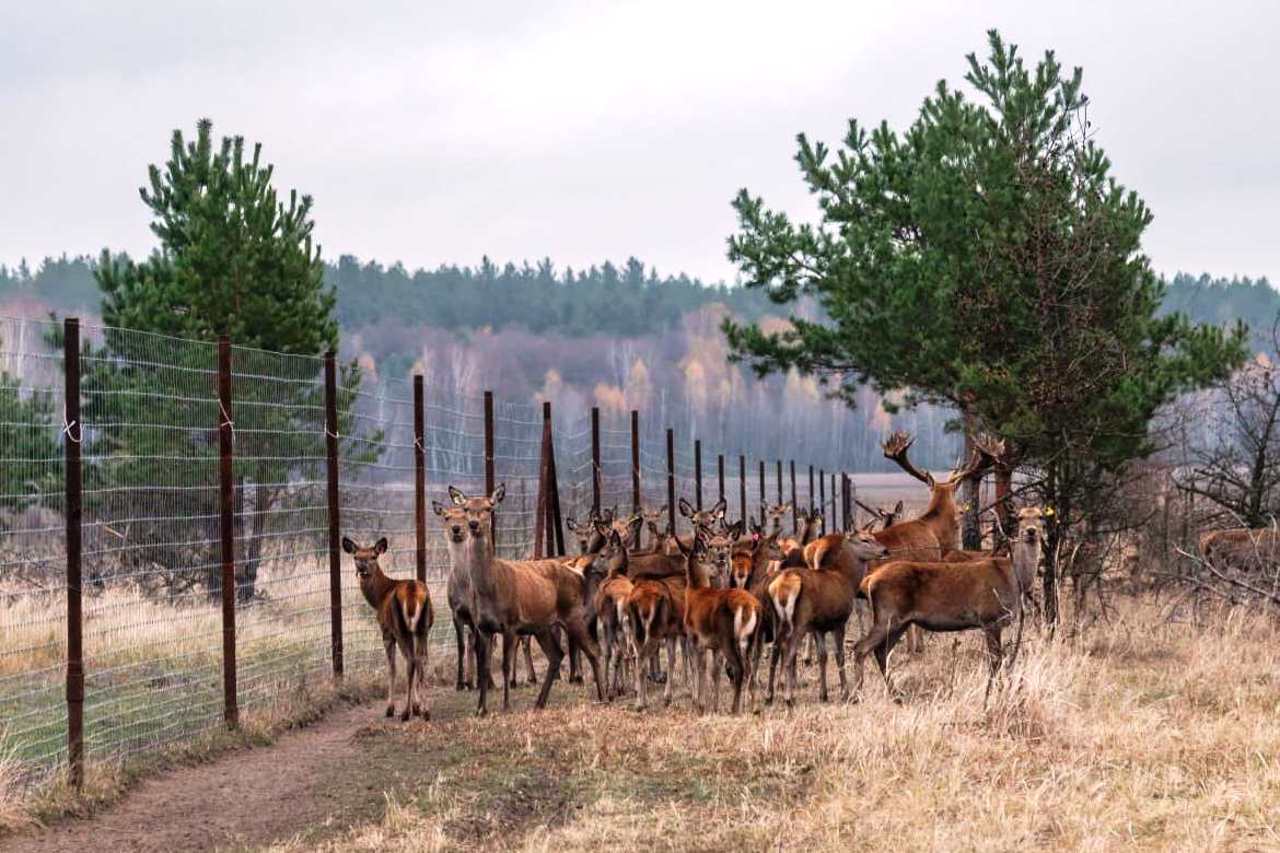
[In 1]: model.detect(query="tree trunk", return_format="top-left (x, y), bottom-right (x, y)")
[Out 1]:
top-left (961, 410), bottom-right (982, 550)
top-left (1043, 461), bottom-right (1060, 628)
top-left (994, 464), bottom-right (1013, 546)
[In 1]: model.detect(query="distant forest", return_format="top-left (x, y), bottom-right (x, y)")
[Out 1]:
top-left (1, 254), bottom-right (1275, 473)
top-left (0, 254), bottom-right (1272, 346)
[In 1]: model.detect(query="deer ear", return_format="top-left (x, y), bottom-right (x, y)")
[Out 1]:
top-left (893, 500), bottom-right (904, 514)
top-left (729, 520), bottom-right (745, 540)
top-left (341, 536), bottom-right (356, 554)
top-left (374, 537), bottom-right (388, 555)
top-left (713, 497), bottom-right (727, 519)
top-left (448, 486), bottom-right (466, 506)
top-left (565, 517), bottom-right (578, 531)
top-left (491, 483), bottom-right (506, 505)
top-left (678, 498), bottom-right (694, 518)
top-left (432, 501), bottom-right (446, 517)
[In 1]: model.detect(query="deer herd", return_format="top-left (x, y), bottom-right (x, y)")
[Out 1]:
top-left (343, 431), bottom-right (1049, 721)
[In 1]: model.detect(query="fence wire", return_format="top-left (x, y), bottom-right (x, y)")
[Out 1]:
top-left (0, 316), bottom-right (871, 794)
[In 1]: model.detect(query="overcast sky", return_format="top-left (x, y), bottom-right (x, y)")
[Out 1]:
top-left (2, 0), bottom-right (1275, 284)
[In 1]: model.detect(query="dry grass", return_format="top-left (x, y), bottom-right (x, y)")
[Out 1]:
top-left (261, 595), bottom-right (1280, 852)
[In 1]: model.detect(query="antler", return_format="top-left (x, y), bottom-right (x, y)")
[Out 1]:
top-left (951, 433), bottom-right (1006, 482)
top-left (882, 431), bottom-right (934, 487)
top-left (854, 497), bottom-right (887, 520)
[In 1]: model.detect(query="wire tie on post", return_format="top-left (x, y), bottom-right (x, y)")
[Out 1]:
top-left (218, 399), bottom-right (235, 440)
top-left (326, 426), bottom-right (341, 440)
top-left (61, 405), bottom-right (82, 444)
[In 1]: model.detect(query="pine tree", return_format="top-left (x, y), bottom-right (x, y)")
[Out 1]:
top-left (723, 31), bottom-right (1247, 621)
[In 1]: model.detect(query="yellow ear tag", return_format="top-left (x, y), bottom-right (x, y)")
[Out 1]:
top-left (1044, 507), bottom-right (1055, 517)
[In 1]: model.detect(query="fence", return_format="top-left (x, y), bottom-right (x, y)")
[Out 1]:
top-left (0, 316), bottom-right (861, 793)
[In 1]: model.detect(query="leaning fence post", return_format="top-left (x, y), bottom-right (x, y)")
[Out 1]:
top-left (484, 390), bottom-right (496, 545)
top-left (630, 410), bottom-right (641, 514)
top-left (323, 352), bottom-right (343, 683)
top-left (666, 429), bottom-right (676, 534)
top-left (738, 455), bottom-right (747, 525)
top-left (218, 336), bottom-right (239, 728)
top-left (413, 374), bottom-right (427, 584)
top-left (694, 439), bottom-right (703, 510)
top-left (590, 405), bottom-right (601, 515)
top-left (63, 317), bottom-right (84, 789)
top-left (545, 406), bottom-right (565, 556)
top-left (534, 402), bottom-right (552, 559)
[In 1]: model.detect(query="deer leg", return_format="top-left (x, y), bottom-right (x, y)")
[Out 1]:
top-left (711, 648), bottom-right (723, 714)
top-left (875, 624), bottom-right (909, 702)
top-left (983, 626), bottom-right (1004, 706)
top-left (815, 632), bottom-right (830, 702)
top-left (851, 617), bottom-right (891, 701)
top-left (766, 632), bottom-right (783, 705)
top-left (532, 625), bottom-right (564, 710)
top-left (384, 638), bottom-right (398, 718)
top-left (500, 630), bottom-right (515, 712)
top-left (802, 632), bottom-right (815, 666)
top-left (400, 641), bottom-right (415, 723)
top-left (566, 616), bottom-right (605, 703)
top-left (833, 621), bottom-right (850, 701)
top-left (474, 631), bottom-right (491, 717)
top-left (663, 637), bottom-right (677, 707)
top-left (782, 626), bottom-right (803, 708)
top-left (523, 635), bottom-right (538, 686)
top-left (454, 616), bottom-right (468, 691)
top-left (415, 637), bottom-right (430, 720)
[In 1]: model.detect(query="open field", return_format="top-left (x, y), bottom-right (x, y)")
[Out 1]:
top-left (4, 594), bottom-right (1279, 852)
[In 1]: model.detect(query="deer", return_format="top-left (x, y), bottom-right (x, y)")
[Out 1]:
top-left (439, 484), bottom-right (605, 715)
top-left (768, 526), bottom-right (889, 705)
top-left (341, 536), bottom-right (433, 721)
top-left (592, 530), bottom-right (636, 700)
top-left (726, 521), bottom-right (792, 703)
top-left (677, 523), bottom-right (763, 715)
top-left (854, 498), bottom-right (905, 531)
top-left (1199, 525), bottom-right (1280, 574)
top-left (777, 505), bottom-right (824, 562)
top-left (626, 547), bottom-right (690, 710)
top-left (640, 505), bottom-right (670, 552)
top-left (850, 505), bottom-right (1044, 703)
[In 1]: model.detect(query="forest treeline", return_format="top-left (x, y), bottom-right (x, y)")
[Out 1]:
top-left (0, 254), bottom-right (1272, 346)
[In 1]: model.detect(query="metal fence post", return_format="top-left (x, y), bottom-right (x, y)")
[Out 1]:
top-left (694, 439), bottom-right (703, 510)
top-left (776, 460), bottom-right (783, 508)
top-left (545, 404), bottom-right (565, 556)
top-left (413, 374), bottom-right (427, 584)
top-left (630, 410), bottom-right (641, 514)
top-left (535, 401), bottom-right (552, 559)
top-left (819, 468), bottom-right (826, 534)
top-left (808, 465), bottom-right (815, 515)
top-left (717, 454), bottom-right (725, 507)
top-left (324, 352), bottom-right (343, 682)
top-left (830, 472), bottom-right (837, 533)
top-left (218, 336), bottom-right (239, 728)
top-left (666, 429), bottom-right (676, 534)
top-left (758, 460), bottom-right (765, 509)
top-left (590, 406), bottom-right (601, 515)
top-left (484, 390), bottom-right (496, 544)
top-left (63, 317), bottom-right (84, 789)
top-left (790, 461), bottom-right (797, 533)
top-left (738, 455), bottom-right (747, 525)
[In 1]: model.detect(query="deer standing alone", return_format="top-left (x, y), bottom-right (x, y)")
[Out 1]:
top-left (342, 536), bottom-right (433, 721)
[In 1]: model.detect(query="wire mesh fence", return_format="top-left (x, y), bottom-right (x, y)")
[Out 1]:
top-left (0, 315), bottom-right (868, 796)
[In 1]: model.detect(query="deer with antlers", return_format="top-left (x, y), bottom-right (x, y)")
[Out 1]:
top-left (342, 536), bottom-right (433, 721)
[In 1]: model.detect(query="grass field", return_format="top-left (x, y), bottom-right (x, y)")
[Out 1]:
top-left (231, 595), bottom-right (1280, 852)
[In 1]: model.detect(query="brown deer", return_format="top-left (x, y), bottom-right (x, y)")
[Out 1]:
top-left (434, 501), bottom-right (494, 693)
top-left (1199, 526), bottom-right (1280, 574)
top-left (726, 521), bottom-right (794, 704)
top-left (593, 530), bottom-right (635, 699)
top-left (677, 524), bottom-right (763, 714)
top-left (768, 527), bottom-right (888, 705)
top-left (441, 484), bottom-right (605, 715)
top-left (626, 551), bottom-right (689, 710)
top-left (640, 505), bottom-right (669, 552)
top-left (777, 505), bottom-right (823, 561)
top-left (854, 498), bottom-right (905, 531)
top-left (341, 536), bottom-right (433, 721)
top-left (850, 506), bottom-right (1042, 702)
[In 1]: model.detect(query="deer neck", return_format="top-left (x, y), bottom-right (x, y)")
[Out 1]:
top-left (464, 534), bottom-right (502, 596)
top-left (360, 566), bottom-right (395, 610)
top-left (685, 557), bottom-right (711, 590)
top-left (1011, 538), bottom-right (1038, 592)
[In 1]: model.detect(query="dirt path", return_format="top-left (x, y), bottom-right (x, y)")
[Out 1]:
top-left (2, 701), bottom-right (416, 853)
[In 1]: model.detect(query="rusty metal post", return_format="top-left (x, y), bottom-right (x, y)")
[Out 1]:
top-left (776, 459), bottom-right (783, 507)
top-left (546, 405), bottom-right (566, 556)
top-left (630, 410), bottom-right (640, 514)
top-left (694, 439), bottom-right (703, 510)
top-left (717, 454), bottom-right (725, 506)
top-left (738, 455), bottom-right (747, 525)
top-left (808, 465), bottom-right (815, 515)
top-left (591, 406), bottom-right (601, 515)
top-left (819, 468), bottom-right (826, 533)
top-left (484, 390), bottom-right (496, 544)
top-left (666, 429), bottom-right (676, 534)
top-left (62, 318), bottom-right (84, 789)
top-left (324, 352), bottom-right (343, 682)
top-left (413, 375), bottom-right (426, 583)
top-left (758, 460), bottom-right (765, 509)
top-left (218, 336), bottom-right (239, 727)
top-left (534, 402), bottom-right (551, 559)
top-left (831, 472), bottom-right (838, 533)
top-left (790, 461), bottom-right (797, 533)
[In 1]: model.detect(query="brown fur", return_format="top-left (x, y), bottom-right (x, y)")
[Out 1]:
top-left (1200, 527), bottom-right (1280, 573)
top-left (341, 536), bottom-right (433, 721)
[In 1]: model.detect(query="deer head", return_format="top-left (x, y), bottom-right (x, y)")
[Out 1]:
top-left (341, 536), bottom-right (388, 580)
top-left (699, 520), bottom-right (744, 587)
top-left (854, 498), bottom-right (905, 530)
top-left (435, 484), bottom-right (505, 546)
top-left (678, 496), bottom-right (727, 533)
top-left (883, 431), bottom-right (1004, 493)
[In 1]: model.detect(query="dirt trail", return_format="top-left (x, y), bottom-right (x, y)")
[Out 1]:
top-left (2, 701), bottom-right (415, 853)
